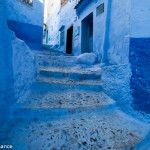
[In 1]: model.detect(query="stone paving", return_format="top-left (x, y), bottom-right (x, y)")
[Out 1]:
top-left (36, 77), bottom-right (101, 85)
top-left (40, 66), bottom-right (101, 74)
top-left (15, 91), bottom-right (114, 109)
top-left (1, 110), bottom-right (149, 150)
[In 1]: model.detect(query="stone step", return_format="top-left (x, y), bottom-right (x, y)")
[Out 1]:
top-left (42, 44), bottom-right (56, 50)
top-left (36, 55), bottom-right (77, 68)
top-left (35, 50), bottom-right (64, 56)
top-left (31, 77), bottom-right (102, 92)
top-left (35, 49), bottom-right (73, 56)
top-left (50, 56), bottom-right (77, 61)
top-left (37, 55), bottom-right (77, 61)
top-left (3, 109), bottom-right (150, 150)
top-left (39, 67), bottom-right (101, 80)
top-left (36, 54), bottom-right (52, 60)
top-left (37, 58), bottom-right (76, 68)
top-left (11, 91), bottom-right (116, 117)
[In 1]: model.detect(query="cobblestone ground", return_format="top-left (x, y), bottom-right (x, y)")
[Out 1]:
top-left (1, 51), bottom-right (149, 150)
top-left (15, 91), bottom-right (114, 109)
top-left (0, 110), bottom-right (148, 150)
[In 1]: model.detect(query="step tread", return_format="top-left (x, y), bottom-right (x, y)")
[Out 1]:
top-left (15, 91), bottom-right (115, 109)
top-left (34, 49), bottom-right (64, 54)
top-left (34, 50), bottom-right (73, 56)
top-left (37, 55), bottom-right (77, 59)
top-left (36, 77), bottom-right (101, 85)
top-left (4, 109), bottom-right (149, 150)
top-left (40, 67), bottom-right (101, 74)
top-left (37, 58), bottom-right (76, 63)
top-left (50, 56), bottom-right (77, 59)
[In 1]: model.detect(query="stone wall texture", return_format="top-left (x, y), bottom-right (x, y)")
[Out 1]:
top-left (129, 0), bottom-right (150, 113)
top-left (130, 38), bottom-right (150, 114)
top-left (0, 0), bottom-right (37, 127)
top-left (0, 0), bottom-right (14, 127)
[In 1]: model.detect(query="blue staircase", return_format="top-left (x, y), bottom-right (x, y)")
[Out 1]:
top-left (1, 49), bottom-right (150, 150)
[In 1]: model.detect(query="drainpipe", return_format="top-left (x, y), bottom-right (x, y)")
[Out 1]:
top-left (101, 0), bottom-right (112, 65)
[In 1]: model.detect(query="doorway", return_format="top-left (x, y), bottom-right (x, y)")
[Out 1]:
top-left (81, 13), bottom-right (93, 53)
top-left (66, 26), bottom-right (73, 54)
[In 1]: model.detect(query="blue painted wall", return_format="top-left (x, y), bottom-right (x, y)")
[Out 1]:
top-left (130, 0), bottom-right (150, 38)
top-left (129, 0), bottom-right (150, 114)
top-left (0, 1), bottom-right (14, 128)
top-left (7, 20), bottom-right (43, 50)
top-left (106, 0), bottom-right (130, 65)
top-left (0, 0), bottom-right (38, 128)
top-left (6, 0), bottom-right (45, 50)
top-left (75, 0), bottom-right (107, 60)
top-left (130, 38), bottom-right (150, 114)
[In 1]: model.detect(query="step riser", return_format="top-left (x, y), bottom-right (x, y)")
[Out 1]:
top-left (36, 52), bottom-right (73, 57)
top-left (37, 52), bottom-right (65, 56)
top-left (37, 55), bottom-right (51, 60)
top-left (50, 56), bottom-right (77, 61)
top-left (31, 82), bottom-right (103, 92)
top-left (40, 71), bottom-right (101, 80)
top-left (38, 60), bottom-right (76, 68)
top-left (10, 104), bottom-right (116, 121)
top-left (37, 55), bottom-right (77, 61)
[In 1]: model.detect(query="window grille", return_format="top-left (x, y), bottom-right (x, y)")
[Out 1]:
top-left (96, 3), bottom-right (104, 16)
top-left (18, 0), bottom-right (33, 7)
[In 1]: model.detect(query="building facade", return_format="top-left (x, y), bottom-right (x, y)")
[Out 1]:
top-left (6, 0), bottom-right (45, 49)
top-left (45, 0), bottom-right (77, 49)
top-left (44, 0), bottom-right (61, 24)
top-left (45, 0), bottom-right (150, 113)
top-left (46, 0), bottom-right (129, 62)
top-left (43, 0), bottom-right (61, 44)
top-left (129, 0), bottom-right (150, 113)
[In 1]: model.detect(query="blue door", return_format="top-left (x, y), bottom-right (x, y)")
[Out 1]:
top-left (46, 30), bottom-right (48, 44)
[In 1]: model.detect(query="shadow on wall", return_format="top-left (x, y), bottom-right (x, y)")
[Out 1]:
top-left (11, 31), bottom-right (37, 100)
top-left (6, 0), bottom-right (44, 50)
top-left (0, 1), bottom-right (15, 128)
top-left (0, 1), bottom-right (37, 128)
top-left (130, 38), bottom-right (150, 114)
top-left (7, 20), bottom-right (43, 50)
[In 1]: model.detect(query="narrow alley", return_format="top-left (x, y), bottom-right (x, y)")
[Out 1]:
top-left (0, 0), bottom-right (150, 150)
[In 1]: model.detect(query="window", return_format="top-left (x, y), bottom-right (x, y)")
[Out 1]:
top-left (18, 0), bottom-right (33, 7)
top-left (96, 3), bottom-right (104, 16)
top-left (60, 31), bottom-right (64, 45)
